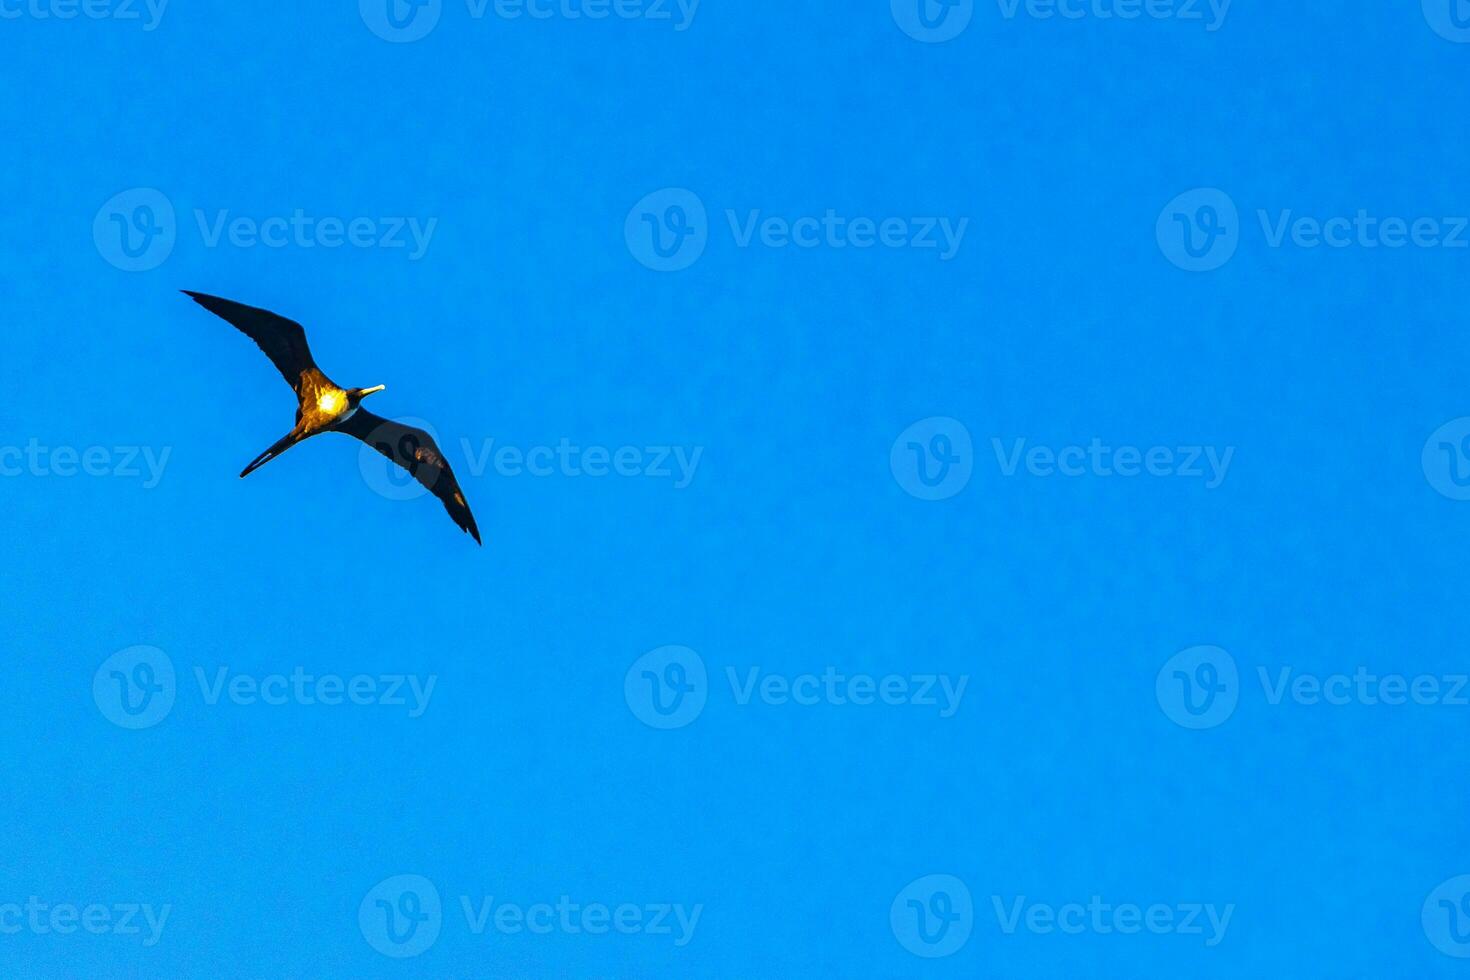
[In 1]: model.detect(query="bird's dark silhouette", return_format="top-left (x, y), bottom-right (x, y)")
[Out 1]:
top-left (182, 291), bottom-right (481, 544)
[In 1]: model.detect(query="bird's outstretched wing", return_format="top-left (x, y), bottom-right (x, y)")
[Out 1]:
top-left (182, 291), bottom-right (321, 392)
top-left (336, 410), bottom-right (482, 545)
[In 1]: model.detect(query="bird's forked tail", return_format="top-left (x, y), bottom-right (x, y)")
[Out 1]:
top-left (239, 431), bottom-right (302, 479)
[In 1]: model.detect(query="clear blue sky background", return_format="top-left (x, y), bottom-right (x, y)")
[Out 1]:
top-left (4, 1), bottom-right (1470, 976)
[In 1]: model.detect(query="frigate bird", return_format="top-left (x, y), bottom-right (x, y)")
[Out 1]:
top-left (182, 290), bottom-right (481, 544)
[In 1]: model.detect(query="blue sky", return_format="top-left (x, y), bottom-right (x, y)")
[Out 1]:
top-left (4, 1), bottom-right (1470, 976)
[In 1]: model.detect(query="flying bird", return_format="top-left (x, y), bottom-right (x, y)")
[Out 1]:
top-left (182, 290), bottom-right (481, 544)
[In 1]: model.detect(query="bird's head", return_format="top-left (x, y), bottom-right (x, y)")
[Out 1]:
top-left (349, 384), bottom-right (386, 406)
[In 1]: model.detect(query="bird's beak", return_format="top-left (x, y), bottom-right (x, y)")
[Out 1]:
top-left (361, 385), bottom-right (386, 396)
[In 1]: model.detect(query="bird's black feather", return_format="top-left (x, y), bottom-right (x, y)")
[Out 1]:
top-left (182, 290), bottom-right (322, 392)
top-left (335, 410), bottom-right (482, 545)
